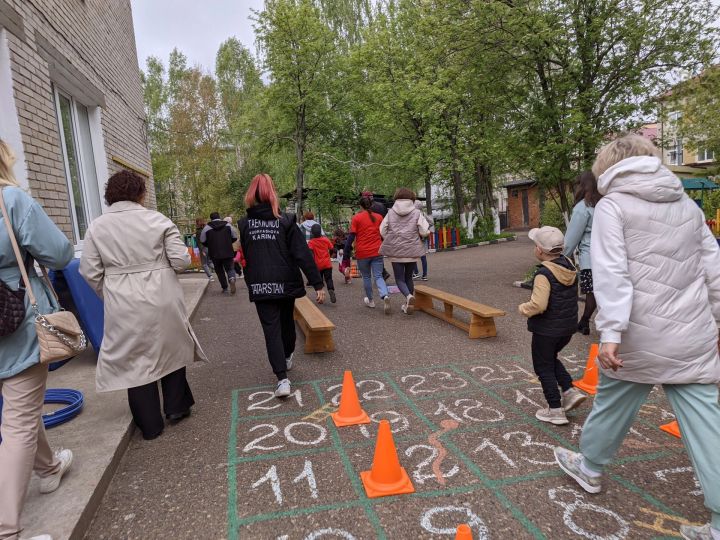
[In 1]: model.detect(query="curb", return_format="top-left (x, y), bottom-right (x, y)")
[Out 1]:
top-left (434, 235), bottom-right (517, 253)
top-left (70, 278), bottom-right (209, 539)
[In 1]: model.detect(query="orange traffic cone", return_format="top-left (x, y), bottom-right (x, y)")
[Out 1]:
top-left (350, 260), bottom-right (361, 278)
top-left (456, 524), bottom-right (473, 540)
top-left (660, 420), bottom-right (681, 438)
top-left (361, 420), bottom-right (415, 498)
top-left (331, 371), bottom-right (371, 427)
top-left (573, 343), bottom-right (600, 395)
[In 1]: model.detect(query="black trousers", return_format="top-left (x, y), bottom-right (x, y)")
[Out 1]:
top-left (127, 367), bottom-right (195, 439)
top-left (212, 257), bottom-right (235, 290)
top-left (531, 334), bottom-right (574, 409)
top-left (321, 268), bottom-right (335, 290)
top-left (391, 262), bottom-right (416, 297)
top-left (255, 298), bottom-right (296, 381)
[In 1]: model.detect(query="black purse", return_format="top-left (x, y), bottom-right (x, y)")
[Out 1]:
top-left (1, 186), bottom-right (27, 336)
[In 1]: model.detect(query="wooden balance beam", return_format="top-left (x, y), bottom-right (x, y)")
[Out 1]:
top-left (413, 284), bottom-right (506, 338)
top-left (294, 296), bottom-right (336, 353)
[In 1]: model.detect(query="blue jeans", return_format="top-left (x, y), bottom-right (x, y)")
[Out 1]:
top-left (357, 256), bottom-right (388, 300)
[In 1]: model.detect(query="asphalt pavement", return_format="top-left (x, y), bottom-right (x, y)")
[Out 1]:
top-left (85, 236), bottom-right (705, 540)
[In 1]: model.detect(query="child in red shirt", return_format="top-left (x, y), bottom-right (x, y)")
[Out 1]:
top-left (308, 224), bottom-right (336, 303)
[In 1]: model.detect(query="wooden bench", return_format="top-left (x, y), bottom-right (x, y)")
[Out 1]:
top-left (414, 285), bottom-right (506, 338)
top-left (294, 296), bottom-right (336, 353)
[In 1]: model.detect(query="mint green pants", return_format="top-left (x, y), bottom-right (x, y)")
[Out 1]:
top-left (580, 374), bottom-right (720, 530)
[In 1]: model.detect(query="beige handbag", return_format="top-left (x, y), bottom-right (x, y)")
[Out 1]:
top-left (1, 189), bottom-right (87, 363)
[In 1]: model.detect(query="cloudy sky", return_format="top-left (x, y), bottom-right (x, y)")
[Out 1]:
top-left (130, 0), bottom-right (265, 73)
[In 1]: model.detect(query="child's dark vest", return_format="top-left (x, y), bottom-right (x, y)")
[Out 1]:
top-left (527, 256), bottom-right (578, 337)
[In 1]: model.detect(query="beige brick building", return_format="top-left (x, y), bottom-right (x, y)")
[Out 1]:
top-left (0, 0), bottom-right (151, 246)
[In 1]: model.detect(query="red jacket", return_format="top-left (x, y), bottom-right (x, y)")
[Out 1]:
top-left (307, 236), bottom-right (334, 271)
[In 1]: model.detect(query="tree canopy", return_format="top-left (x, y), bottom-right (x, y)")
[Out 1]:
top-left (141, 0), bottom-right (719, 233)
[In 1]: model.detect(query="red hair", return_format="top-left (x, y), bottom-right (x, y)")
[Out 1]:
top-left (245, 173), bottom-right (281, 218)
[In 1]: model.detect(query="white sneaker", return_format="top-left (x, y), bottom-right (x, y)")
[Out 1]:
top-left (536, 407), bottom-right (569, 425)
top-left (22, 535), bottom-right (53, 540)
top-left (401, 303), bottom-right (408, 314)
top-left (274, 379), bottom-right (291, 398)
top-left (383, 296), bottom-right (391, 315)
top-left (562, 387), bottom-right (587, 412)
top-left (286, 353), bottom-right (293, 371)
top-left (39, 449), bottom-right (73, 494)
top-left (554, 447), bottom-right (603, 494)
top-left (680, 523), bottom-right (719, 540)
top-left (364, 297), bottom-right (375, 308)
top-left (405, 294), bottom-right (415, 314)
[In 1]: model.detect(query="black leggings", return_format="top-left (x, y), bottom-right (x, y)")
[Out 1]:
top-left (127, 367), bottom-right (195, 439)
top-left (255, 298), bottom-right (296, 381)
top-left (391, 262), bottom-right (415, 297)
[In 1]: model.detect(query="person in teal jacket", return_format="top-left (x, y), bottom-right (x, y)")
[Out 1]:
top-left (563, 171), bottom-right (601, 335)
top-left (0, 140), bottom-right (75, 540)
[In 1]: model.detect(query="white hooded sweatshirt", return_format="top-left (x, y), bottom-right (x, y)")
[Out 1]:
top-left (592, 156), bottom-right (720, 384)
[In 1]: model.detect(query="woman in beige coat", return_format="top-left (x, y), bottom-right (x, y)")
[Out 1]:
top-left (80, 170), bottom-right (207, 440)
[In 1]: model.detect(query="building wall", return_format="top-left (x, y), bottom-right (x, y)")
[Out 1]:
top-left (506, 185), bottom-right (540, 229)
top-left (0, 0), bottom-right (151, 243)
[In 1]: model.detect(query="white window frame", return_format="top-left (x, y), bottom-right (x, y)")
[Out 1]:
top-left (697, 148), bottom-right (715, 162)
top-left (52, 85), bottom-right (108, 245)
top-left (0, 28), bottom-right (29, 190)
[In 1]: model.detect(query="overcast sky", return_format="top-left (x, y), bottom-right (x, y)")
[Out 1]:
top-left (130, 0), bottom-right (265, 74)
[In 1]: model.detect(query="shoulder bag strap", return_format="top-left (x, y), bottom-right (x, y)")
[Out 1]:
top-left (0, 188), bottom-right (61, 310)
top-left (0, 187), bottom-right (37, 306)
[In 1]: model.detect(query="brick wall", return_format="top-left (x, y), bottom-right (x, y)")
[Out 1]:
top-left (506, 185), bottom-right (540, 229)
top-left (2, 0), bottom-right (152, 240)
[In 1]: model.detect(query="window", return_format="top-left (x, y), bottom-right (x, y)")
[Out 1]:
top-left (668, 111), bottom-right (682, 123)
top-left (697, 148), bottom-right (715, 162)
top-left (53, 87), bottom-right (102, 243)
top-left (669, 139), bottom-right (683, 165)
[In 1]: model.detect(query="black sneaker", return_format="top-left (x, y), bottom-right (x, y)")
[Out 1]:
top-left (421, 275), bottom-right (429, 281)
top-left (329, 289), bottom-right (336, 303)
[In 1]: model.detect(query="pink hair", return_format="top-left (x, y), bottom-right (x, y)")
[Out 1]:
top-left (245, 173), bottom-right (281, 218)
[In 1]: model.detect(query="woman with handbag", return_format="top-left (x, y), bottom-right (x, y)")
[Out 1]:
top-left (0, 140), bottom-right (75, 540)
top-left (80, 170), bottom-right (207, 440)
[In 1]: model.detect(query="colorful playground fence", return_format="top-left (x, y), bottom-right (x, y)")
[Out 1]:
top-left (430, 227), bottom-right (461, 250)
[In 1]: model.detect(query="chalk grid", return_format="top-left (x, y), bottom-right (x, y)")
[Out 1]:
top-left (227, 350), bottom-right (704, 540)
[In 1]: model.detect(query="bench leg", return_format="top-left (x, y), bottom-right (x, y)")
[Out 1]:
top-left (415, 291), bottom-right (432, 311)
top-left (304, 329), bottom-right (335, 353)
top-left (444, 302), bottom-right (454, 319)
top-left (469, 315), bottom-right (497, 338)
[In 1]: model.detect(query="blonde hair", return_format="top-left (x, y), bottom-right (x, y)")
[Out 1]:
top-left (592, 134), bottom-right (661, 178)
top-left (0, 140), bottom-right (19, 188)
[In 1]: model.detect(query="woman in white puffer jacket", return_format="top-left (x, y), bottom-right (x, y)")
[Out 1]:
top-left (554, 134), bottom-right (720, 540)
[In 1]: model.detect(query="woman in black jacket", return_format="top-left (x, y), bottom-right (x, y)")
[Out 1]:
top-left (238, 174), bottom-right (325, 397)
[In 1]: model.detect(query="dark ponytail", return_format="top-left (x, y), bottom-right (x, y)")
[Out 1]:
top-left (360, 196), bottom-right (376, 222)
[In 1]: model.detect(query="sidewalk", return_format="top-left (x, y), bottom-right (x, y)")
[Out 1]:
top-left (19, 275), bottom-right (209, 540)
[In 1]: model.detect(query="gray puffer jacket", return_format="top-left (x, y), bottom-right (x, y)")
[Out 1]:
top-left (592, 156), bottom-right (720, 384)
top-left (379, 199), bottom-right (429, 262)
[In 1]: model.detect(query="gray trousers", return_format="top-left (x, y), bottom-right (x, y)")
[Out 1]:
top-left (580, 374), bottom-right (720, 529)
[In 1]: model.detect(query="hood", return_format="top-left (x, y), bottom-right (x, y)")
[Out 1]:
top-left (301, 219), bottom-right (319, 231)
top-left (391, 199), bottom-right (417, 216)
top-left (541, 257), bottom-right (576, 286)
top-left (209, 219), bottom-right (229, 231)
top-left (597, 156), bottom-right (683, 203)
top-left (246, 203), bottom-right (280, 221)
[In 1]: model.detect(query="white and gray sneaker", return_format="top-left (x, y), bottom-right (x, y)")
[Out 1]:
top-left (39, 449), bottom-right (73, 494)
top-left (536, 407), bottom-right (569, 425)
top-left (275, 379), bottom-right (291, 398)
top-left (405, 294), bottom-right (415, 314)
top-left (562, 387), bottom-right (588, 412)
top-left (680, 524), bottom-right (720, 540)
top-left (383, 296), bottom-right (391, 315)
top-left (364, 297), bottom-right (376, 308)
top-left (286, 353), bottom-right (293, 371)
top-left (229, 277), bottom-right (237, 295)
top-left (554, 447), bottom-right (602, 494)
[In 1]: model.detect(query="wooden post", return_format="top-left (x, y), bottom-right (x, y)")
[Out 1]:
top-left (469, 314), bottom-right (497, 338)
top-left (443, 302), bottom-right (454, 319)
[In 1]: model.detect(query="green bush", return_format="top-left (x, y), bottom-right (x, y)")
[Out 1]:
top-left (701, 189), bottom-right (720, 222)
top-left (540, 200), bottom-right (566, 231)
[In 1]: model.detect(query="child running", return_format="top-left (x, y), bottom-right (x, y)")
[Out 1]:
top-left (308, 224), bottom-right (336, 303)
top-left (519, 226), bottom-right (587, 425)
